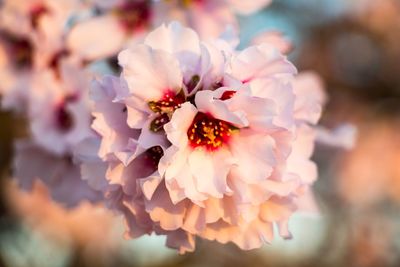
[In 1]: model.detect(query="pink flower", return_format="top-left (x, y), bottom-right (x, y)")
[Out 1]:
top-left (0, 0), bottom-right (104, 207)
top-left (0, 0), bottom-right (86, 111)
top-left (14, 140), bottom-right (102, 207)
top-left (28, 59), bottom-right (93, 155)
top-left (84, 22), bottom-right (324, 253)
top-left (11, 61), bottom-right (102, 206)
top-left (67, 0), bottom-right (152, 61)
top-left (67, 0), bottom-right (273, 61)
top-left (0, 34), bottom-right (33, 110)
top-left (251, 30), bottom-right (293, 55)
top-left (5, 179), bottom-right (123, 264)
top-left (153, 0), bottom-right (272, 39)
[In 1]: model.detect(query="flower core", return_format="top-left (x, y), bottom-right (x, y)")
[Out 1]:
top-left (1, 32), bottom-right (33, 69)
top-left (114, 1), bottom-right (151, 32)
top-left (187, 112), bottom-right (237, 150)
top-left (55, 104), bottom-right (74, 132)
top-left (149, 90), bottom-right (185, 132)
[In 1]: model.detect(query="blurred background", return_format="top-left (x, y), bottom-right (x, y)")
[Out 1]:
top-left (1, 0), bottom-right (400, 266)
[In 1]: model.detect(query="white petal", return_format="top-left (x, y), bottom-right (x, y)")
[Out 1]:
top-left (67, 15), bottom-right (126, 60)
top-left (119, 44), bottom-right (183, 101)
top-left (164, 102), bottom-right (197, 147)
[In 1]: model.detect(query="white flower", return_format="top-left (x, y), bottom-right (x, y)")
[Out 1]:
top-left (83, 22), bottom-right (324, 253)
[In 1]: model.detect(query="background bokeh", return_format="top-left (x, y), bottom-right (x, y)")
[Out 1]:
top-left (1, 0), bottom-right (400, 266)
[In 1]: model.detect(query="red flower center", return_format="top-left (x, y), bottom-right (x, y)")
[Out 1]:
top-left (114, 0), bottom-right (151, 32)
top-left (187, 112), bottom-right (237, 150)
top-left (55, 105), bottom-right (74, 132)
top-left (1, 32), bottom-right (33, 69)
top-left (148, 90), bottom-right (186, 132)
top-left (55, 95), bottom-right (78, 132)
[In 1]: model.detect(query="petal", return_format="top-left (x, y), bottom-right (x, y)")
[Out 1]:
top-left (183, 204), bottom-right (206, 234)
top-left (145, 183), bottom-right (186, 230)
top-left (67, 15), bottom-right (126, 61)
top-left (227, 0), bottom-right (272, 15)
top-left (292, 71), bottom-right (326, 124)
top-left (188, 148), bottom-right (233, 198)
top-left (230, 130), bottom-right (276, 183)
top-left (139, 175), bottom-right (163, 200)
top-left (251, 31), bottom-right (293, 54)
top-left (144, 22), bottom-right (201, 79)
top-left (164, 102), bottom-right (197, 147)
top-left (195, 89), bottom-right (248, 127)
top-left (259, 197), bottom-right (296, 222)
top-left (229, 44), bottom-right (297, 83)
top-left (165, 230), bottom-right (195, 254)
top-left (118, 44), bottom-right (183, 101)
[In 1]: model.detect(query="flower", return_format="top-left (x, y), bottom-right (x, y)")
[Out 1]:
top-left (1, 0), bottom-right (103, 206)
top-left (251, 30), bottom-right (293, 55)
top-left (4, 179), bottom-right (124, 265)
top-left (14, 140), bottom-right (102, 207)
top-left (83, 22), bottom-right (324, 253)
top-left (28, 58), bottom-right (93, 155)
top-left (0, 0), bottom-right (86, 111)
top-left (67, 0), bottom-right (272, 62)
top-left (153, 0), bottom-right (272, 39)
top-left (67, 0), bottom-right (152, 61)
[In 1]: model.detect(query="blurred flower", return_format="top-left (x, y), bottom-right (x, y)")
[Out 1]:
top-left (0, 0), bottom-right (104, 207)
top-left (153, 0), bottom-right (272, 39)
top-left (337, 118), bottom-right (400, 207)
top-left (67, 0), bottom-right (272, 61)
top-left (28, 59), bottom-right (93, 155)
top-left (0, 32), bottom-right (33, 111)
top-left (251, 30), bottom-right (293, 54)
top-left (67, 0), bottom-right (152, 61)
top-left (4, 180), bottom-right (124, 266)
top-left (0, 0), bottom-right (86, 111)
top-left (346, 212), bottom-right (398, 267)
top-left (81, 22), bottom-right (325, 253)
top-left (14, 140), bottom-right (101, 208)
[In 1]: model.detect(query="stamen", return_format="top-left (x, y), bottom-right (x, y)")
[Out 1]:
top-left (187, 112), bottom-right (238, 151)
top-left (148, 90), bottom-right (186, 132)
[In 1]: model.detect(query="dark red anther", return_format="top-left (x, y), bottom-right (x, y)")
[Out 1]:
top-left (220, 90), bottom-right (236, 100)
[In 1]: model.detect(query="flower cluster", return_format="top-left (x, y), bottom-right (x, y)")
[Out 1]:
top-left (0, 0), bottom-right (101, 206)
top-left (82, 22), bottom-right (325, 253)
top-left (67, 0), bottom-right (272, 61)
top-left (0, 0), bottom-right (330, 254)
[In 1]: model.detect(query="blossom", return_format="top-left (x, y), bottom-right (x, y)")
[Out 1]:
top-left (4, 179), bottom-right (124, 264)
top-left (83, 22), bottom-right (324, 253)
top-left (153, 0), bottom-right (272, 39)
top-left (1, 0), bottom-right (103, 206)
top-left (67, 0), bottom-right (272, 62)
top-left (0, 33), bottom-right (33, 111)
top-left (0, 0), bottom-right (80, 39)
top-left (67, 0), bottom-right (152, 61)
top-left (14, 140), bottom-right (102, 207)
top-left (8, 53), bottom-right (103, 207)
top-left (0, 0), bottom-right (85, 111)
top-left (28, 58), bottom-right (93, 155)
top-left (251, 30), bottom-right (293, 55)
